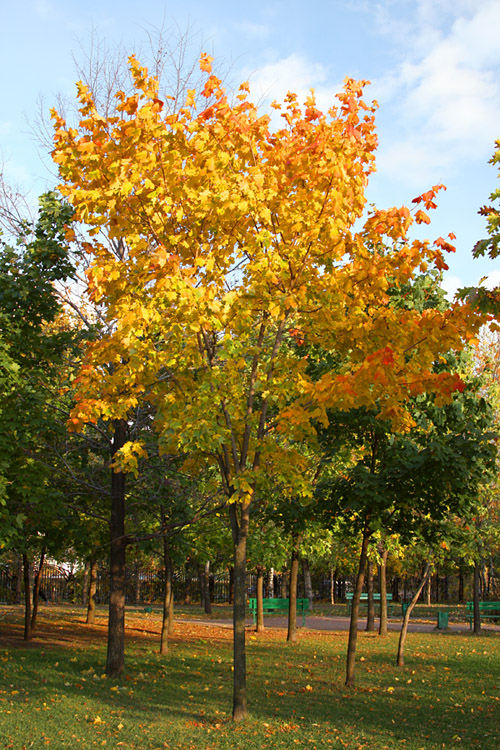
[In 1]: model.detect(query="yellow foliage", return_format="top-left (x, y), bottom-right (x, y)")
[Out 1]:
top-left (52, 53), bottom-right (490, 496)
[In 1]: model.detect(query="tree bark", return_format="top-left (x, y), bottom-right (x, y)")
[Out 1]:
top-left (228, 565), bottom-right (234, 604)
top-left (106, 418), bottom-right (127, 678)
top-left (489, 555), bottom-right (496, 595)
top-left (378, 546), bottom-right (388, 636)
top-left (392, 575), bottom-right (400, 602)
top-left (345, 523), bottom-right (370, 687)
top-left (160, 530), bottom-right (173, 655)
top-left (366, 556), bottom-right (375, 631)
top-left (281, 567), bottom-right (289, 599)
top-left (267, 568), bottom-right (275, 598)
top-left (86, 557), bottom-right (98, 624)
top-left (473, 561), bottom-right (482, 635)
top-left (23, 553), bottom-right (32, 641)
top-left (229, 499), bottom-right (250, 722)
top-left (458, 567), bottom-right (464, 603)
top-left (198, 564), bottom-right (205, 608)
top-left (330, 566), bottom-right (336, 605)
top-left (31, 547), bottom-right (46, 634)
top-left (203, 560), bottom-right (212, 615)
top-left (302, 557), bottom-right (313, 612)
top-left (134, 560), bottom-right (141, 606)
top-left (287, 534), bottom-right (302, 643)
top-left (168, 582), bottom-right (174, 635)
top-left (425, 571), bottom-right (432, 605)
top-left (15, 556), bottom-right (23, 605)
top-left (256, 566), bottom-right (265, 632)
top-left (396, 563), bottom-right (432, 666)
top-left (82, 560), bottom-right (90, 607)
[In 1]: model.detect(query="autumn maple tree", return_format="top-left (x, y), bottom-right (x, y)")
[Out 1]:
top-left (52, 54), bottom-right (488, 720)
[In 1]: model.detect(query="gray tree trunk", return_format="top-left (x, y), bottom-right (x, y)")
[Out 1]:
top-left (378, 546), bottom-right (388, 636)
top-left (345, 525), bottom-right (370, 687)
top-left (287, 535), bottom-right (301, 643)
top-left (106, 418), bottom-right (127, 678)
top-left (397, 563), bottom-right (432, 666)
top-left (302, 557), bottom-right (313, 612)
top-left (86, 558), bottom-right (98, 625)
top-left (229, 500), bottom-right (250, 722)
top-left (366, 556), bottom-right (375, 631)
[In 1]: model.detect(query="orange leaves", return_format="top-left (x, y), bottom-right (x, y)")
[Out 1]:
top-left (199, 53), bottom-right (214, 73)
top-left (412, 184), bottom-right (446, 211)
top-left (434, 236), bottom-right (456, 254)
top-left (415, 210), bottom-right (431, 225)
top-left (52, 51), bottom-right (490, 477)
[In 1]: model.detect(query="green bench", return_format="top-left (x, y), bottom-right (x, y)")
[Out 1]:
top-left (346, 592), bottom-right (394, 615)
top-left (466, 601), bottom-right (500, 628)
top-left (248, 597), bottom-right (309, 626)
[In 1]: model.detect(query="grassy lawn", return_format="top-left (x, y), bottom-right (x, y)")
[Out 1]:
top-left (0, 604), bottom-right (499, 749)
top-left (135, 600), bottom-right (472, 624)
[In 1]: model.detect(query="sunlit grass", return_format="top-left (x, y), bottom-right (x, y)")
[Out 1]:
top-left (0, 605), bottom-right (498, 749)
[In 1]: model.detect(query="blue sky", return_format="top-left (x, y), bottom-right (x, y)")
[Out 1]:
top-left (2, 0), bottom-right (500, 295)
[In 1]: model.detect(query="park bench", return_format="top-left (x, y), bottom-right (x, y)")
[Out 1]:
top-left (248, 597), bottom-right (309, 626)
top-left (346, 592), bottom-right (394, 615)
top-left (466, 601), bottom-right (500, 628)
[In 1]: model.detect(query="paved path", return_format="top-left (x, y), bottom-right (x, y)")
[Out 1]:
top-left (177, 614), bottom-right (500, 633)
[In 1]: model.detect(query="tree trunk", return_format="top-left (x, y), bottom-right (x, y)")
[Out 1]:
top-left (134, 560), bottom-right (141, 606)
top-left (425, 571), bottom-right (432, 605)
top-left (160, 530), bottom-right (173, 655)
top-left (31, 547), bottom-right (46, 634)
top-left (267, 568), bottom-right (275, 599)
top-left (366, 556), bottom-right (375, 631)
top-left (345, 523), bottom-right (370, 687)
top-left (106, 418), bottom-right (127, 678)
top-left (473, 561), bottom-right (481, 635)
top-left (302, 557), bottom-right (313, 612)
top-left (228, 565), bottom-right (234, 604)
top-left (86, 557), bottom-right (98, 624)
top-left (82, 560), bottom-right (90, 607)
top-left (203, 560), bottom-right (212, 615)
top-left (378, 546), bottom-right (388, 636)
top-left (281, 567), bottom-right (289, 599)
top-left (229, 499), bottom-right (250, 722)
top-left (183, 563), bottom-right (191, 605)
top-left (23, 553), bottom-right (32, 641)
top-left (396, 563), bottom-right (432, 667)
top-left (330, 567), bottom-right (336, 605)
top-left (15, 556), bottom-right (23, 605)
top-left (168, 582), bottom-right (174, 635)
top-left (287, 535), bottom-right (301, 643)
top-left (256, 566), bottom-right (265, 632)
top-left (198, 564), bottom-right (205, 608)
top-left (392, 575), bottom-right (399, 602)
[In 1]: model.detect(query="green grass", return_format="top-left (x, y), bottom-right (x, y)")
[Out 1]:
top-left (133, 600), bottom-right (473, 623)
top-left (0, 605), bottom-right (499, 749)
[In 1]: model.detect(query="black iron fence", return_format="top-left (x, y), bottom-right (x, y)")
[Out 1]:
top-left (0, 563), bottom-right (486, 606)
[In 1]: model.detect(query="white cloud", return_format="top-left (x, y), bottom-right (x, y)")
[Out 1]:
top-left (442, 269), bottom-right (500, 299)
top-left (441, 273), bottom-right (463, 300)
top-left (483, 270), bottom-right (500, 289)
top-left (247, 54), bottom-right (343, 119)
top-left (371, 0), bottom-right (500, 186)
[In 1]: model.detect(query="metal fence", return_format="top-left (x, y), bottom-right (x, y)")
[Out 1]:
top-left (0, 563), bottom-right (481, 606)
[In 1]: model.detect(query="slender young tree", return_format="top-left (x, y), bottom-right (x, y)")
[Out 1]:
top-left (52, 55), bottom-right (488, 720)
